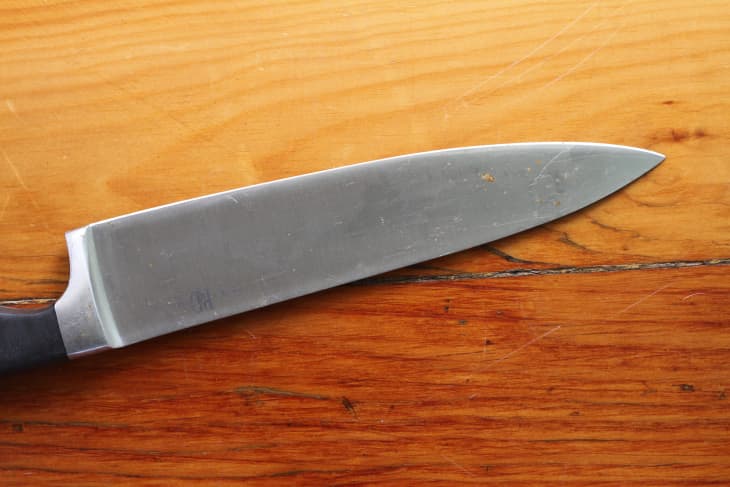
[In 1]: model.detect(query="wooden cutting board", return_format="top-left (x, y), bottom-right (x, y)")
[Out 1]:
top-left (1, 1), bottom-right (728, 484)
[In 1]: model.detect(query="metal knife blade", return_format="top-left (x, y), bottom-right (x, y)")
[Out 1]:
top-left (1, 142), bottom-right (663, 372)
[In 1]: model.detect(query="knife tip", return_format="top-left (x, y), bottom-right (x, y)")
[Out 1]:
top-left (641, 148), bottom-right (666, 167)
top-left (615, 144), bottom-right (665, 171)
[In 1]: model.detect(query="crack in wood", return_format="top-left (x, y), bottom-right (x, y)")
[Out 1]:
top-left (234, 385), bottom-right (329, 401)
top-left (0, 463), bottom-right (354, 481)
top-left (2, 259), bottom-right (728, 305)
top-left (358, 258), bottom-right (730, 285)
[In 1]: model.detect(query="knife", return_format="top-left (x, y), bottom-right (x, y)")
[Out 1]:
top-left (0, 142), bottom-right (663, 373)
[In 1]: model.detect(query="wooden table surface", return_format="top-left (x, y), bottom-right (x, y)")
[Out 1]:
top-left (1, 1), bottom-right (728, 484)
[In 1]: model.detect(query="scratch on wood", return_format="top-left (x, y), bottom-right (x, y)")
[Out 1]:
top-left (439, 452), bottom-right (476, 477)
top-left (486, 325), bottom-right (561, 369)
top-left (681, 292), bottom-right (706, 301)
top-left (617, 282), bottom-right (673, 315)
top-left (0, 194), bottom-right (10, 221)
top-left (489, 5), bottom-right (621, 95)
top-left (444, 1), bottom-right (598, 115)
top-left (539, 23), bottom-right (623, 91)
top-left (1, 148), bottom-right (48, 230)
top-left (5, 99), bottom-right (21, 121)
top-left (2, 149), bottom-right (29, 190)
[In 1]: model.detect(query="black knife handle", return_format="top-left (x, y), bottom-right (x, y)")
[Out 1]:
top-left (0, 305), bottom-right (67, 374)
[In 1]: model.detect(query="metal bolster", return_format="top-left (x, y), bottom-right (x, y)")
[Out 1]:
top-left (54, 227), bottom-right (111, 358)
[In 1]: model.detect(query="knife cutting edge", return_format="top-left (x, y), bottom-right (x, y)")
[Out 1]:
top-left (0, 142), bottom-right (664, 373)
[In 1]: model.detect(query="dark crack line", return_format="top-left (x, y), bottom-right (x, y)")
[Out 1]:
top-left (234, 385), bottom-right (329, 401)
top-left (480, 244), bottom-right (555, 265)
top-left (0, 464), bottom-right (353, 481)
top-left (0, 297), bottom-right (55, 306)
top-left (2, 259), bottom-right (729, 306)
top-left (356, 258), bottom-right (730, 285)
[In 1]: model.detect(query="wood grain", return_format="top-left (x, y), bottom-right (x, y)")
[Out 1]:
top-left (1, 0), bottom-right (728, 484)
